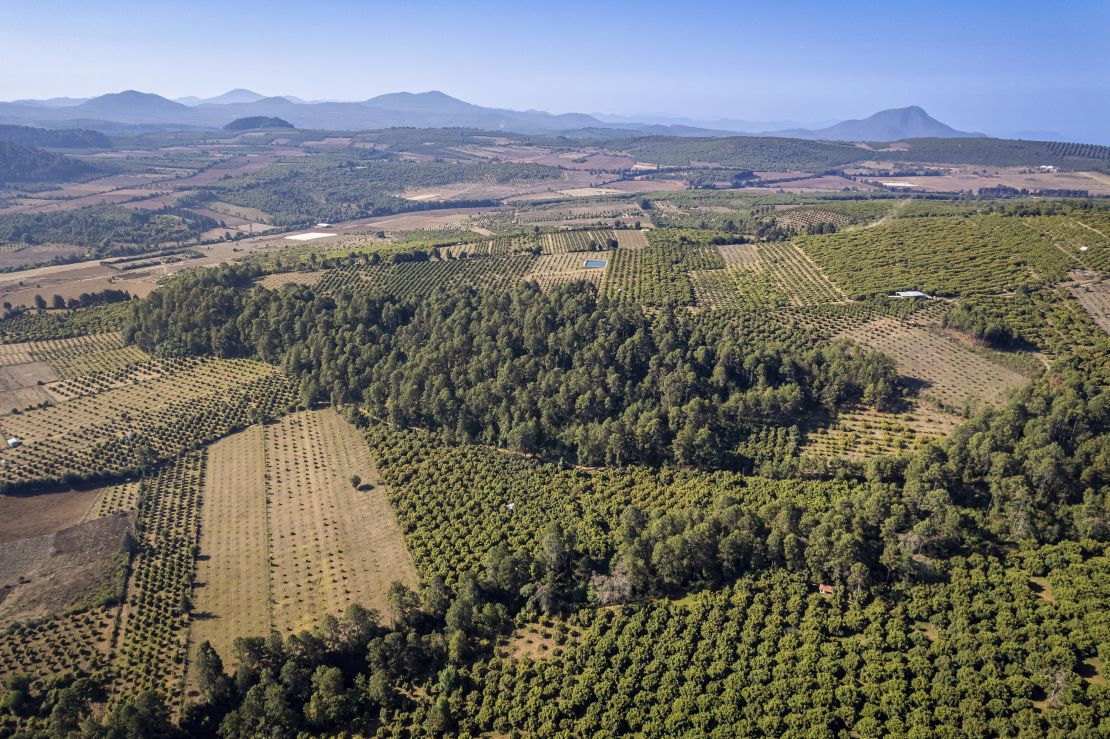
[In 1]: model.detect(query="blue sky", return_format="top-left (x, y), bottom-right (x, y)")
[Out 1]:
top-left (2, 0), bottom-right (1107, 141)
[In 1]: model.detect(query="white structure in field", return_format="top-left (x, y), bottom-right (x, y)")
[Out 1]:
top-left (7, 437), bottom-right (20, 448)
top-left (890, 290), bottom-right (928, 299)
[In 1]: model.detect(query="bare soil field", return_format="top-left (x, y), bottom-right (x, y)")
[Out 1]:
top-left (613, 230), bottom-right (650, 250)
top-left (857, 167), bottom-right (1110, 196)
top-left (839, 317), bottom-right (1029, 410)
top-left (524, 253), bottom-right (607, 290)
top-left (0, 512), bottom-right (132, 624)
top-left (190, 426), bottom-right (271, 668)
top-left (1068, 279), bottom-right (1110, 334)
top-left (600, 179), bottom-right (688, 193)
top-left (0, 244), bottom-right (86, 270)
top-left (267, 409), bottom-right (417, 634)
top-left (0, 485), bottom-right (106, 543)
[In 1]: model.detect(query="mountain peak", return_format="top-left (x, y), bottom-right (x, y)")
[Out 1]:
top-left (771, 105), bottom-right (982, 142)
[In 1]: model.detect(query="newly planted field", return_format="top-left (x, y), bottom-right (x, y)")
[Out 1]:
top-left (613, 229), bottom-right (650, 250)
top-left (717, 243), bottom-right (762, 270)
top-left (839, 317), bottom-right (1029, 410)
top-left (797, 215), bottom-right (1075, 298)
top-left (1022, 216), bottom-right (1110, 273)
top-left (188, 426), bottom-right (270, 671)
top-left (0, 333), bottom-right (148, 380)
top-left (112, 452), bottom-right (205, 705)
top-left (267, 410), bottom-right (417, 634)
top-left (801, 404), bottom-right (960, 462)
top-left (538, 229), bottom-right (616, 254)
top-left (0, 357), bottom-right (297, 489)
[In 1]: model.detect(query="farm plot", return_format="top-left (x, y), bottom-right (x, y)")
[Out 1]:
top-left (800, 404), bottom-right (961, 463)
top-left (689, 269), bottom-right (743, 309)
top-left (1067, 279), bottom-right (1110, 335)
top-left (188, 426), bottom-right (270, 672)
top-left (112, 452), bottom-right (205, 706)
top-left (0, 512), bottom-right (132, 625)
top-left (0, 607), bottom-right (118, 688)
top-left (776, 208), bottom-right (851, 231)
top-left (797, 215), bottom-right (1075, 298)
top-left (1023, 215), bottom-right (1110, 273)
top-left (257, 270), bottom-right (326, 290)
top-left (759, 242), bottom-right (847, 306)
top-left (267, 409), bottom-right (417, 635)
top-left (0, 357), bottom-right (297, 489)
top-left (319, 256), bottom-right (536, 301)
top-left (613, 229), bottom-right (650, 249)
top-left (538, 229), bottom-right (617, 254)
top-left (524, 253), bottom-right (606, 290)
top-left (839, 318), bottom-right (1029, 411)
top-left (0, 333), bottom-right (145, 380)
top-left (717, 243), bottom-right (762, 270)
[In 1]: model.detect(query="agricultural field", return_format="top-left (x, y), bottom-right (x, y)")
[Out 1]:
top-left (839, 316), bottom-right (1031, 411)
top-left (797, 215), bottom-right (1077, 298)
top-left (800, 404), bottom-right (960, 463)
top-left (1068, 278), bottom-right (1110, 334)
top-left (0, 356), bottom-right (297, 489)
top-left (266, 410), bottom-right (417, 634)
top-left (524, 252), bottom-right (607, 290)
top-left (187, 426), bottom-right (270, 673)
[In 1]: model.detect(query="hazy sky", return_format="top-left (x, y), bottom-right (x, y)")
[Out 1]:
top-left (2, 0), bottom-right (1108, 141)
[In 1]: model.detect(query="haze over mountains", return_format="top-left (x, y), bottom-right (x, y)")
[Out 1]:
top-left (0, 89), bottom-right (993, 141)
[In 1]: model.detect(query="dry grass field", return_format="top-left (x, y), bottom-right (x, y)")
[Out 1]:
top-left (0, 485), bottom-right (105, 542)
top-left (267, 409), bottom-right (417, 634)
top-left (839, 318), bottom-right (1029, 410)
top-left (613, 229), bottom-right (650, 250)
top-left (189, 426), bottom-right (271, 669)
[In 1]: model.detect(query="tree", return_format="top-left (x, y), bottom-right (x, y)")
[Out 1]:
top-left (350, 474), bottom-right (361, 490)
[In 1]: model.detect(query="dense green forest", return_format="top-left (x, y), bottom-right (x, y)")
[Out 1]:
top-left (0, 125), bottom-right (111, 150)
top-left (205, 158), bottom-right (561, 226)
top-left (0, 205), bottom-right (217, 252)
top-left (126, 267), bottom-right (900, 468)
top-left (0, 142), bottom-right (96, 184)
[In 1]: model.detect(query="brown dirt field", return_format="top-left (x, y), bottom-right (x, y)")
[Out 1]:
top-left (614, 230), bottom-right (650, 249)
top-left (0, 244), bottom-right (85, 270)
top-left (190, 426), bottom-right (271, 669)
top-left (0, 385), bottom-right (54, 414)
top-left (332, 207), bottom-right (499, 233)
top-left (602, 179), bottom-right (688, 193)
top-left (1067, 279), bottom-right (1110, 335)
top-left (767, 175), bottom-right (877, 192)
top-left (839, 318), bottom-right (1029, 411)
top-left (856, 167), bottom-right (1110, 196)
top-left (0, 485), bottom-right (106, 543)
top-left (0, 361), bottom-right (58, 390)
top-left (267, 409), bottom-right (417, 634)
top-left (0, 512), bottom-right (132, 625)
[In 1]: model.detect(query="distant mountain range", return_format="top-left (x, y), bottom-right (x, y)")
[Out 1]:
top-left (0, 89), bottom-right (986, 141)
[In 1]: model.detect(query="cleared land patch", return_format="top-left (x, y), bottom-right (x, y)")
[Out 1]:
top-left (840, 317), bottom-right (1029, 410)
top-left (267, 409), bottom-right (417, 635)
